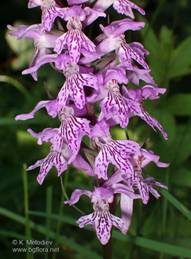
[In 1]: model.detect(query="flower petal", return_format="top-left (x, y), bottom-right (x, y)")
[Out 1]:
top-left (22, 53), bottom-right (57, 80)
top-left (27, 128), bottom-right (58, 145)
top-left (111, 214), bottom-right (126, 233)
top-left (77, 213), bottom-right (94, 228)
top-left (28, 0), bottom-right (41, 8)
top-left (95, 148), bottom-right (110, 180)
top-left (72, 155), bottom-right (93, 176)
top-left (113, 0), bottom-right (145, 18)
top-left (65, 189), bottom-right (92, 205)
top-left (94, 211), bottom-right (113, 245)
top-left (15, 99), bottom-right (59, 120)
top-left (55, 30), bottom-right (95, 62)
top-left (60, 116), bottom-right (90, 162)
top-left (120, 193), bottom-right (133, 233)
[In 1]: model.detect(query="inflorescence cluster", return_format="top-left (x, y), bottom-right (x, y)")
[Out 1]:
top-left (8, 0), bottom-right (168, 245)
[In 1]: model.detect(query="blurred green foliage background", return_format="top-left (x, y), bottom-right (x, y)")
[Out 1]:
top-left (1, 0), bottom-right (191, 258)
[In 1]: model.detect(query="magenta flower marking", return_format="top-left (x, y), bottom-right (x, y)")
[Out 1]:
top-left (67, 0), bottom-right (89, 5)
top-left (27, 128), bottom-right (69, 184)
top-left (9, 0), bottom-right (169, 245)
top-left (65, 187), bottom-right (126, 245)
top-left (28, 0), bottom-right (68, 32)
top-left (27, 120), bottom-right (92, 184)
top-left (127, 68), bottom-right (155, 85)
top-left (94, 0), bottom-right (145, 18)
top-left (59, 107), bottom-right (90, 156)
top-left (122, 86), bottom-right (168, 139)
top-left (54, 17), bottom-right (96, 62)
top-left (94, 134), bottom-right (141, 180)
top-left (118, 41), bottom-right (150, 70)
top-left (99, 80), bottom-right (129, 128)
top-left (58, 63), bottom-right (98, 109)
top-left (15, 99), bottom-right (60, 120)
top-left (113, 0), bottom-right (145, 18)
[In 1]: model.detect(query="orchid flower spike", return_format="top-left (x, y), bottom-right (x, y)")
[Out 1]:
top-left (9, 0), bottom-right (169, 245)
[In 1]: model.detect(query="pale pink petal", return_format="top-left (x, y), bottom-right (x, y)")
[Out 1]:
top-left (72, 155), bottom-right (93, 176)
top-left (120, 194), bottom-right (133, 233)
top-left (64, 189), bottom-right (92, 205)
top-left (77, 213), bottom-right (94, 228)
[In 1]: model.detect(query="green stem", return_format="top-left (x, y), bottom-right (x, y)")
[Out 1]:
top-left (52, 175), bottom-right (68, 259)
top-left (102, 239), bottom-right (112, 259)
top-left (45, 186), bottom-right (53, 259)
top-left (22, 164), bottom-right (33, 259)
top-left (101, 196), bottom-right (116, 259)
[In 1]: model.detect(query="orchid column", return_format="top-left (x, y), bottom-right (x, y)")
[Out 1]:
top-left (9, 0), bottom-right (168, 250)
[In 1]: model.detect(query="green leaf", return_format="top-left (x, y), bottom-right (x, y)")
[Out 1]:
top-left (171, 124), bottom-right (191, 165)
top-left (0, 75), bottom-right (29, 98)
top-left (159, 26), bottom-right (174, 50)
top-left (113, 232), bottom-right (191, 257)
top-left (166, 94), bottom-right (191, 116)
top-left (0, 230), bottom-right (24, 240)
top-left (168, 36), bottom-right (191, 78)
top-left (142, 26), bottom-right (162, 82)
top-left (6, 30), bottom-right (33, 70)
top-left (0, 207), bottom-right (100, 259)
top-left (45, 186), bottom-right (53, 241)
top-left (17, 131), bottom-right (36, 144)
top-left (160, 189), bottom-right (191, 221)
top-left (28, 210), bottom-right (191, 258)
top-left (142, 25), bottom-right (174, 84)
top-left (171, 168), bottom-right (191, 188)
top-left (148, 109), bottom-right (176, 143)
top-left (0, 117), bottom-right (51, 126)
top-left (111, 127), bottom-right (127, 140)
top-left (22, 165), bottom-right (33, 259)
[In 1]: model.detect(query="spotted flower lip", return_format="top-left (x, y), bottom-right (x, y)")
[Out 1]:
top-left (117, 41), bottom-right (150, 70)
top-left (27, 112), bottom-right (92, 184)
top-left (113, 0), bottom-right (145, 18)
top-left (94, 137), bottom-right (141, 180)
top-left (59, 107), bottom-right (91, 157)
top-left (28, 0), bottom-right (68, 32)
top-left (58, 64), bottom-right (98, 109)
top-left (27, 106), bottom-right (91, 160)
top-left (122, 86), bottom-right (168, 140)
top-left (125, 175), bottom-right (168, 205)
top-left (27, 130), bottom-right (71, 184)
top-left (54, 18), bottom-right (96, 62)
top-left (98, 80), bottom-right (130, 128)
top-left (96, 74), bottom-right (167, 139)
top-left (27, 149), bottom-right (93, 184)
top-left (65, 183), bottom-right (138, 245)
top-left (93, 124), bottom-right (168, 180)
top-left (80, 19), bottom-right (145, 64)
top-left (94, 0), bottom-right (145, 18)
